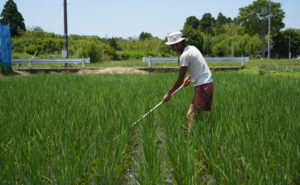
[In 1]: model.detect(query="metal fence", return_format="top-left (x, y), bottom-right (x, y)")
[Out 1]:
top-left (143, 57), bottom-right (250, 67)
top-left (12, 58), bottom-right (91, 69)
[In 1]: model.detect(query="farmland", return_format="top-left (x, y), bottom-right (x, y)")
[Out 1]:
top-left (0, 72), bottom-right (299, 184)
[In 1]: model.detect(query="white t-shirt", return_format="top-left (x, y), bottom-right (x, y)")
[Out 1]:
top-left (180, 45), bottom-right (213, 86)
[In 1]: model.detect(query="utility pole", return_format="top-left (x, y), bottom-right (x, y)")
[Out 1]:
top-left (288, 36), bottom-right (291, 59)
top-left (268, 0), bottom-right (271, 59)
top-left (64, 0), bottom-right (68, 58)
top-left (232, 19), bottom-right (235, 57)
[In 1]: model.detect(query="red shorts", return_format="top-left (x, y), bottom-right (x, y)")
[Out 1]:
top-left (190, 82), bottom-right (214, 112)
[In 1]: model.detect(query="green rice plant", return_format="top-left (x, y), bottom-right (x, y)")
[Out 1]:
top-left (0, 71), bottom-right (299, 184)
top-left (0, 74), bottom-right (140, 184)
top-left (163, 125), bottom-right (199, 185)
top-left (133, 114), bottom-right (165, 185)
top-left (192, 72), bottom-right (300, 184)
top-left (157, 93), bottom-right (204, 185)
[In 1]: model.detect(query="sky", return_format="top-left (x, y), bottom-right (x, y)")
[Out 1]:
top-left (0, 0), bottom-right (299, 39)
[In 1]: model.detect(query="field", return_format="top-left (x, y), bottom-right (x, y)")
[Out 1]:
top-left (0, 72), bottom-right (299, 184)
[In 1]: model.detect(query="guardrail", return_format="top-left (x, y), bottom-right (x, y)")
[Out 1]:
top-left (12, 58), bottom-right (90, 69)
top-left (142, 57), bottom-right (250, 67)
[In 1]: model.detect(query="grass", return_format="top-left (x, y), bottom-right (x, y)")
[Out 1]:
top-left (0, 72), bottom-right (299, 184)
top-left (240, 68), bottom-right (300, 78)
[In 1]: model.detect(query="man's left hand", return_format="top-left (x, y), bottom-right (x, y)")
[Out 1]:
top-left (183, 76), bottom-right (191, 87)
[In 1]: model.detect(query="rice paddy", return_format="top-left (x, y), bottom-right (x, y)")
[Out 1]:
top-left (0, 71), bottom-right (299, 184)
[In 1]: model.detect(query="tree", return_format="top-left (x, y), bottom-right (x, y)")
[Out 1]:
top-left (182, 16), bottom-right (204, 52)
top-left (203, 35), bottom-right (213, 56)
top-left (139, 32), bottom-right (153, 40)
top-left (183, 16), bottom-right (199, 30)
top-left (215, 13), bottom-right (229, 35)
top-left (199, 13), bottom-right (215, 35)
top-left (238, 0), bottom-right (284, 58)
top-left (182, 27), bottom-right (204, 52)
top-left (0, 0), bottom-right (26, 36)
top-left (272, 29), bottom-right (300, 58)
top-left (107, 37), bottom-right (120, 51)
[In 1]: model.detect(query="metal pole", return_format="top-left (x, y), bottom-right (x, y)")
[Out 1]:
top-left (288, 36), bottom-right (291, 59)
top-left (268, 0), bottom-right (271, 59)
top-left (64, 0), bottom-right (68, 58)
top-left (232, 20), bottom-right (235, 58)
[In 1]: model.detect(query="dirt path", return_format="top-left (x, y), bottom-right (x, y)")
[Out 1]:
top-left (78, 67), bottom-right (149, 74)
top-left (0, 70), bottom-right (30, 78)
top-left (0, 67), bottom-right (149, 78)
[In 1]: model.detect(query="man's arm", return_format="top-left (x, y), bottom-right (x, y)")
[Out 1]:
top-left (162, 66), bottom-right (188, 103)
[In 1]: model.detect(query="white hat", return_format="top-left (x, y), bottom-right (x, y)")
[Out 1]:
top-left (165, 31), bottom-right (186, 45)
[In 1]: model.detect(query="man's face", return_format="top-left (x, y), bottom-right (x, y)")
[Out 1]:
top-left (170, 42), bottom-right (184, 53)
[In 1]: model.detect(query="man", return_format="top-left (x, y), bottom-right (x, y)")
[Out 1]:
top-left (162, 31), bottom-right (213, 136)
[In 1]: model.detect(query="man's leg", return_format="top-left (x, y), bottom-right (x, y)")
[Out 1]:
top-left (187, 83), bottom-right (213, 137)
top-left (186, 104), bottom-right (195, 137)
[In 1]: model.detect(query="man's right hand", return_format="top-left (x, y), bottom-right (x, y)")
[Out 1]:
top-left (162, 93), bottom-right (171, 103)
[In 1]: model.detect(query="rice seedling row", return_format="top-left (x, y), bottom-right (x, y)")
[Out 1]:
top-left (0, 72), bottom-right (299, 184)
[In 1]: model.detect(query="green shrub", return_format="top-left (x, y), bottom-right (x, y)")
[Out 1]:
top-left (211, 34), bottom-right (231, 57)
top-left (12, 52), bottom-right (33, 59)
top-left (25, 45), bottom-right (38, 55)
top-left (75, 41), bottom-right (103, 62)
top-left (116, 51), bottom-right (130, 60)
top-left (0, 63), bottom-right (11, 74)
top-left (128, 50), bottom-right (145, 59)
top-left (259, 69), bottom-right (268, 76)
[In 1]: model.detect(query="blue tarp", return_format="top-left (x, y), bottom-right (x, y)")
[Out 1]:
top-left (0, 23), bottom-right (12, 69)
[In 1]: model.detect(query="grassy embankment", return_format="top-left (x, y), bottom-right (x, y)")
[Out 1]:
top-left (12, 58), bottom-right (300, 68)
top-left (11, 58), bottom-right (300, 78)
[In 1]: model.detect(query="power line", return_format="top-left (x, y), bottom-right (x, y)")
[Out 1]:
top-left (48, 4), bottom-right (63, 32)
top-left (32, 0), bottom-right (43, 26)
